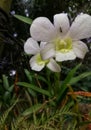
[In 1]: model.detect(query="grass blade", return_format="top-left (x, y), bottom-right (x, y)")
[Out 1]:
top-left (2, 75), bottom-right (9, 90)
top-left (57, 63), bottom-right (81, 104)
top-left (17, 82), bottom-right (51, 97)
top-left (22, 103), bottom-right (42, 116)
top-left (69, 71), bottom-right (91, 85)
top-left (14, 14), bottom-right (32, 24)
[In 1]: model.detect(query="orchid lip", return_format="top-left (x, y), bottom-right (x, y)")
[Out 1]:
top-left (55, 37), bottom-right (73, 53)
top-left (36, 53), bottom-right (49, 65)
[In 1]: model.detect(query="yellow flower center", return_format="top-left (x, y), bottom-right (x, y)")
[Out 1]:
top-left (55, 37), bottom-right (72, 53)
top-left (36, 54), bottom-right (49, 65)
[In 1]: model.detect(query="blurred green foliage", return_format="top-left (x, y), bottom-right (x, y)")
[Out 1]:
top-left (0, 64), bottom-right (91, 129)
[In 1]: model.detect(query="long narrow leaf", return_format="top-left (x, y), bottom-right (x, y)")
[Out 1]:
top-left (57, 63), bottom-right (81, 104)
top-left (17, 82), bottom-right (51, 97)
top-left (2, 75), bottom-right (9, 90)
top-left (22, 103), bottom-right (42, 116)
top-left (24, 69), bottom-right (33, 82)
top-left (24, 69), bottom-right (48, 84)
top-left (69, 71), bottom-right (91, 85)
top-left (14, 14), bottom-right (32, 24)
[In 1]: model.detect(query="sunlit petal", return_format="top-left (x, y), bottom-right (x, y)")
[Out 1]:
top-left (24, 38), bottom-right (40, 54)
top-left (47, 59), bottom-right (61, 72)
top-left (54, 13), bottom-right (70, 35)
top-left (56, 50), bottom-right (76, 61)
top-left (68, 14), bottom-right (91, 40)
top-left (30, 17), bottom-right (57, 42)
top-left (41, 43), bottom-right (55, 60)
top-left (29, 55), bottom-right (45, 71)
top-left (73, 41), bottom-right (89, 59)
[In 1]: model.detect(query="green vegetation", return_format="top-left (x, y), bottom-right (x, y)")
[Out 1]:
top-left (0, 0), bottom-right (91, 130)
top-left (0, 65), bottom-right (91, 129)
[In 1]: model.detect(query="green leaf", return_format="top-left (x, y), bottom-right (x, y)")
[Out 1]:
top-left (79, 121), bottom-right (91, 126)
top-left (14, 15), bottom-right (32, 24)
top-left (24, 69), bottom-right (33, 82)
top-left (24, 69), bottom-right (37, 96)
top-left (8, 85), bottom-right (14, 92)
top-left (0, 98), bottom-right (19, 128)
top-left (3, 91), bottom-right (11, 102)
top-left (69, 71), bottom-right (91, 85)
top-left (34, 74), bottom-right (48, 84)
top-left (57, 63), bottom-right (81, 104)
top-left (22, 104), bottom-right (42, 116)
top-left (2, 75), bottom-right (9, 90)
top-left (17, 82), bottom-right (51, 97)
top-left (24, 69), bottom-right (48, 84)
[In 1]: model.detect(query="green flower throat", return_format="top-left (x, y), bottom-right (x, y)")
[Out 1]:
top-left (55, 37), bottom-right (72, 53)
top-left (36, 54), bottom-right (49, 65)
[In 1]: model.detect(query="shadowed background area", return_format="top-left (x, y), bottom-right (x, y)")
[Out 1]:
top-left (0, 0), bottom-right (91, 78)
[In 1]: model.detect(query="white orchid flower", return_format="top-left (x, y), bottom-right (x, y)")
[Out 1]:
top-left (24, 38), bottom-right (61, 72)
top-left (30, 13), bottom-right (90, 62)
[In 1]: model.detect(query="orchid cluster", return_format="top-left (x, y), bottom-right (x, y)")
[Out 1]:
top-left (24, 13), bottom-right (91, 72)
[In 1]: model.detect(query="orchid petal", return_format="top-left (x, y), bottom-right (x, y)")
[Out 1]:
top-left (24, 38), bottom-right (40, 54)
top-left (47, 59), bottom-right (61, 72)
top-left (73, 41), bottom-right (89, 59)
top-left (30, 17), bottom-right (57, 42)
top-left (41, 43), bottom-right (55, 60)
top-left (29, 55), bottom-right (45, 71)
top-left (54, 13), bottom-right (70, 35)
top-left (56, 50), bottom-right (76, 61)
top-left (40, 42), bottom-right (47, 49)
top-left (68, 14), bottom-right (91, 40)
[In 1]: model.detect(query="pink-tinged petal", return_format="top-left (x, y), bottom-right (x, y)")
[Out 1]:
top-left (73, 41), bottom-right (89, 59)
top-left (29, 55), bottom-right (45, 71)
top-left (40, 42), bottom-right (47, 49)
top-left (68, 14), bottom-right (91, 40)
top-left (56, 50), bottom-right (76, 61)
top-left (24, 38), bottom-right (40, 54)
top-left (54, 13), bottom-right (70, 35)
top-left (30, 17), bottom-right (57, 42)
top-left (47, 59), bottom-right (61, 72)
top-left (41, 43), bottom-right (55, 60)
